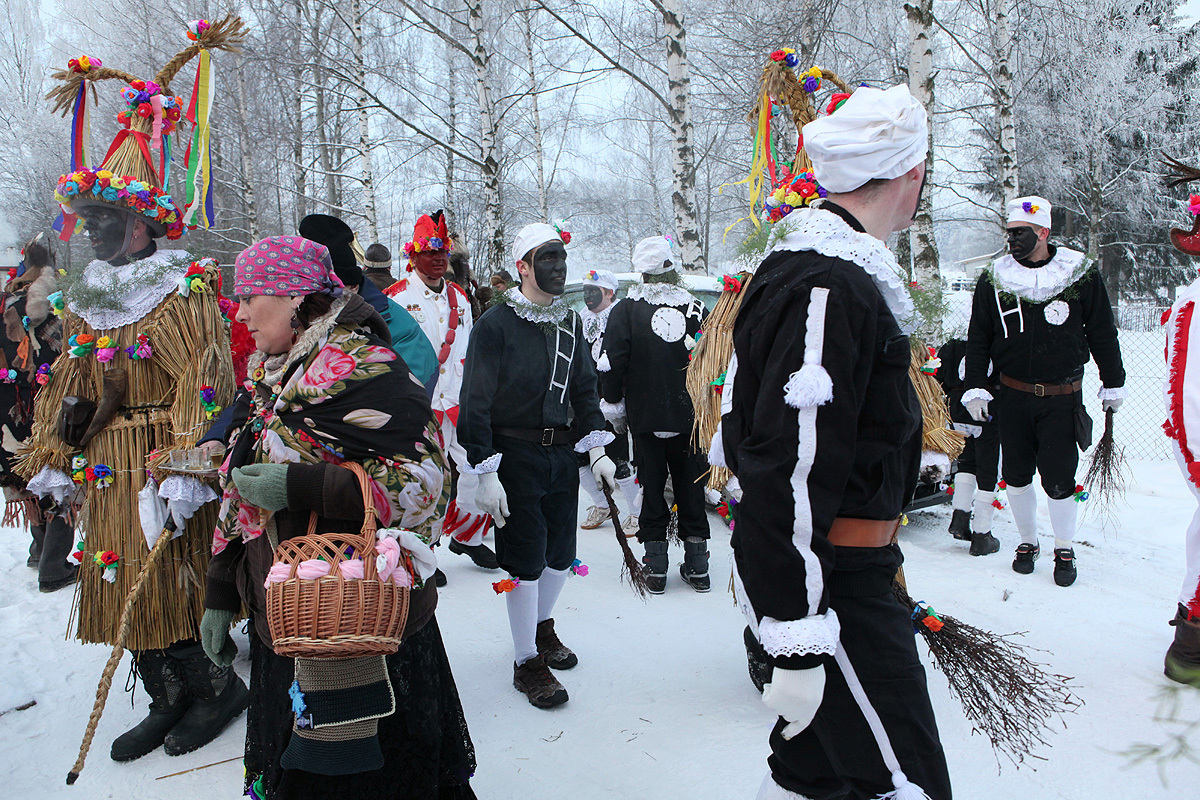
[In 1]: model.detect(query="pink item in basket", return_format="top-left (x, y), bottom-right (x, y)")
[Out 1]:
top-left (338, 559), bottom-right (365, 580)
top-left (295, 558), bottom-right (333, 579)
top-left (264, 562), bottom-right (292, 588)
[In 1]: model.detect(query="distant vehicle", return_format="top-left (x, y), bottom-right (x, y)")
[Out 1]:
top-left (561, 272), bottom-right (723, 313)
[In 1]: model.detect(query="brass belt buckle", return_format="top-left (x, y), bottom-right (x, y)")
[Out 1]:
top-left (1034, 383), bottom-right (1046, 397)
top-left (541, 428), bottom-right (555, 446)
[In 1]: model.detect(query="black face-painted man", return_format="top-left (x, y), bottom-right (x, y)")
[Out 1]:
top-left (79, 204), bottom-right (155, 265)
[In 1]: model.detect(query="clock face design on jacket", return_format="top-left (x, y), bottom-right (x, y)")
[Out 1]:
top-left (651, 307), bottom-right (686, 343)
top-left (1043, 300), bottom-right (1070, 326)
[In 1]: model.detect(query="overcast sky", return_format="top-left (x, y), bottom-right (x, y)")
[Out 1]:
top-left (1184, 0), bottom-right (1200, 23)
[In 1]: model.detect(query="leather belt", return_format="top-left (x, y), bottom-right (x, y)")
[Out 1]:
top-left (828, 517), bottom-right (901, 548)
top-left (493, 426), bottom-right (574, 446)
top-left (998, 373), bottom-right (1081, 397)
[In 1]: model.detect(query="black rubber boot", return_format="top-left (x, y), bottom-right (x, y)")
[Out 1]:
top-left (642, 540), bottom-right (668, 595)
top-left (448, 538), bottom-right (500, 569)
top-left (947, 509), bottom-right (972, 541)
top-left (110, 649), bottom-right (192, 762)
top-left (1012, 543), bottom-right (1040, 575)
top-left (434, 568), bottom-right (448, 587)
top-left (27, 523), bottom-right (45, 568)
top-left (679, 536), bottom-right (711, 592)
top-left (969, 531), bottom-right (1000, 556)
top-left (1165, 604), bottom-right (1200, 687)
top-left (1053, 548), bottom-right (1077, 587)
top-left (163, 643), bottom-right (249, 756)
top-left (39, 515), bottom-right (78, 593)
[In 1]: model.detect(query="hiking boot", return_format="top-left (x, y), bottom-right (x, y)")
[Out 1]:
top-left (1053, 548), bottom-right (1077, 587)
top-left (111, 649), bottom-right (192, 762)
top-left (1012, 543), bottom-right (1039, 575)
top-left (1165, 604), bottom-right (1200, 687)
top-left (27, 524), bottom-right (44, 568)
top-left (621, 515), bottom-right (639, 538)
top-left (642, 540), bottom-right (668, 595)
top-left (581, 505), bottom-right (610, 530)
top-left (513, 654), bottom-right (568, 709)
top-left (163, 644), bottom-right (249, 756)
top-left (434, 568), bottom-right (447, 587)
top-left (680, 536), bottom-right (711, 593)
top-left (38, 515), bottom-right (78, 592)
top-left (535, 618), bottom-right (578, 670)
top-left (948, 509), bottom-right (972, 541)
top-left (744, 626), bottom-right (773, 694)
top-left (448, 538), bottom-right (499, 569)
top-left (969, 531), bottom-right (1000, 556)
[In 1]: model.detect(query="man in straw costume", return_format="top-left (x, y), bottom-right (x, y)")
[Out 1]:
top-left (458, 222), bottom-right (617, 708)
top-left (962, 196), bottom-right (1125, 586)
top-left (719, 84), bottom-right (951, 799)
top-left (18, 18), bottom-right (247, 761)
top-left (599, 239), bottom-right (709, 593)
top-left (388, 211), bottom-right (499, 572)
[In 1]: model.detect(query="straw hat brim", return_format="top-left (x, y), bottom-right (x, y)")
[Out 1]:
top-left (70, 194), bottom-right (169, 239)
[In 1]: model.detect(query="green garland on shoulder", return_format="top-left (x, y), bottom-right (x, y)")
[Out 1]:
top-left (984, 257), bottom-right (1096, 307)
top-left (58, 251), bottom-right (192, 312)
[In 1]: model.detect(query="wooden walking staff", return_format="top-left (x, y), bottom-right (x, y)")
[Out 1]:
top-left (603, 486), bottom-right (649, 597)
top-left (66, 518), bottom-right (177, 785)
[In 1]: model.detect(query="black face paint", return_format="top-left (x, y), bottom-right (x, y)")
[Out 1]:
top-left (530, 241), bottom-right (567, 296)
top-left (81, 205), bottom-right (133, 263)
top-left (583, 286), bottom-right (603, 311)
top-left (1007, 226), bottom-right (1039, 260)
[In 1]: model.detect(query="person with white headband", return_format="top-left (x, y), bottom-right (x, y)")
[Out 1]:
top-left (719, 83), bottom-right (951, 800)
top-left (962, 196), bottom-right (1125, 587)
top-left (458, 222), bottom-right (617, 709)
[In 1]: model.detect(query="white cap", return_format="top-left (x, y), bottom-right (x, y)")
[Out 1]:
top-left (802, 84), bottom-right (929, 193)
top-left (632, 236), bottom-right (674, 274)
top-left (582, 268), bottom-right (619, 292)
top-left (512, 223), bottom-right (563, 267)
top-left (1006, 196), bottom-right (1052, 229)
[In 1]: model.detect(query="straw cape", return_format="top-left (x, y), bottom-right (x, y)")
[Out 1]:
top-left (16, 20), bottom-right (241, 651)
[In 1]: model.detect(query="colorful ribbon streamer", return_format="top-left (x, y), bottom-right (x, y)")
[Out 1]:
top-left (69, 83), bottom-right (91, 172)
top-left (184, 49), bottom-right (215, 229)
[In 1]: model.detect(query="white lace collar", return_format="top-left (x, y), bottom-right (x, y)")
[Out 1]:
top-left (68, 248), bottom-right (191, 330)
top-left (626, 282), bottom-right (696, 307)
top-left (988, 248), bottom-right (1089, 303)
top-left (503, 288), bottom-right (572, 326)
top-left (580, 301), bottom-right (616, 341)
top-left (769, 208), bottom-right (915, 332)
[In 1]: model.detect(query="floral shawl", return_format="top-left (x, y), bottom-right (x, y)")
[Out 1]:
top-left (212, 295), bottom-right (447, 584)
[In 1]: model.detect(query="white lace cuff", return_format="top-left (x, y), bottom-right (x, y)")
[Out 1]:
top-left (600, 399), bottom-right (626, 423)
top-left (758, 610), bottom-right (841, 658)
top-left (960, 388), bottom-right (994, 407)
top-left (159, 475), bottom-right (218, 528)
top-left (1098, 386), bottom-right (1127, 401)
top-left (462, 453), bottom-right (502, 474)
top-left (575, 429), bottom-right (616, 453)
top-left (26, 467), bottom-right (74, 503)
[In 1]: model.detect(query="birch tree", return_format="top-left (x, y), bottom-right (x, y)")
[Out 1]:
top-left (905, 0), bottom-right (942, 338)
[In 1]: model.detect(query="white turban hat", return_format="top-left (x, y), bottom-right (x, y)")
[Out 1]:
top-left (631, 236), bottom-right (675, 275)
top-left (512, 223), bottom-right (563, 267)
top-left (582, 268), bottom-right (619, 292)
top-left (802, 84), bottom-right (929, 193)
top-left (1006, 196), bottom-right (1052, 229)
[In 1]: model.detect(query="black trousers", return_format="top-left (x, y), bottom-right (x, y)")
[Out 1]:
top-left (768, 546), bottom-right (952, 800)
top-left (996, 385), bottom-right (1081, 500)
top-left (632, 432), bottom-right (708, 542)
top-left (494, 436), bottom-right (578, 581)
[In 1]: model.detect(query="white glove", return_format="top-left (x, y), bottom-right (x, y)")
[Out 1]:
top-left (474, 471), bottom-right (510, 528)
top-left (1101, 396), bottom-right (1123, 413)
top-left (761, 665), bottom-right (827, 740)
top-left (963, 396), bottom-right (990, 423)
top-left (589, 448), bottom-right (618, 493)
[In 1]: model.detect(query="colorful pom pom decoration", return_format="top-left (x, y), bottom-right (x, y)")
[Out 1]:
top-left (492, 578), bottom-right (520, 594)
top-left (569, 558), bottom-right (588, 577)
top-left (1073, 484), bottom-right (1089, 503)
top-left (200, 385), bottom-right (222, 420)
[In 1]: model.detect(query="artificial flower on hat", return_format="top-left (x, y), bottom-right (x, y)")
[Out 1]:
top-left (403, 210), bottom-right (451, 268)
top-left (1006, 196), bottom-right (1052, 229)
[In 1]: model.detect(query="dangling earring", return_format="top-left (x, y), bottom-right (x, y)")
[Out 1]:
top-left (291, 311), bottom-right (301, 330)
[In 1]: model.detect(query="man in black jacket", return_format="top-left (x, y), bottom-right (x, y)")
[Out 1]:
top-left (721, 85), bottom-right (950, 800)
top-left (962, 196), bottom-right (1125, 587)
top-left (458, 222), bottom-right (617, 708)
top-left (600, 236), bottom-right (708, 593)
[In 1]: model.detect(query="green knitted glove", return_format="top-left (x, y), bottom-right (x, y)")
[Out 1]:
top-left (231, 463), bottom-right (290, 511)
top-left (199, 608), bottom-right (237, 667)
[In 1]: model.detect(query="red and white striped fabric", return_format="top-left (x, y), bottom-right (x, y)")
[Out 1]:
top-left (1164, 278), bottom-right (1200, 618)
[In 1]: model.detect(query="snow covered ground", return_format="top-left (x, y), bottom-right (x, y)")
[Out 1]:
top-left (2, 460), bottom-right (1199, 799)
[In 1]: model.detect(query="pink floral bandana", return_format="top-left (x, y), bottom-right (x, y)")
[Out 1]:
top-left (233, 235), bottom-right (346, 298)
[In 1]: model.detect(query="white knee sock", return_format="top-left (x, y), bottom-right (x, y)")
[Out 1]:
top-left (506, 578), bottom-right (540, 665)
top-left (617, 474), bottom-right (640, 516)
top-left (972, 491), bottom-right (996, 534)
top-left (1047, 497), bottom-right (1077, 550)
top-left (578, 466), bottom-right (605, 507)
top-left (537, 567), bottom-right (569, 623)
top-left (1006, 483), bottom-right (1039, 545)
top-left (952, 472), bottom-right (977, 513)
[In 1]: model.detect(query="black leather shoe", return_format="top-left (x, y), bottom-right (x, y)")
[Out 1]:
top-left (448, 538), bottom-right (500, 569)
top-left (1012, 543), bottom-right (1040, 574)
top-left (947, 509), bottom-right (972, 541)
top-left (969, 531), bottom-right (1000, 556)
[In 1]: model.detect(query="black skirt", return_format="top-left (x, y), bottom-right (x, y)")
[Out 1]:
top-left (245, 616), bottom-right (477, 800)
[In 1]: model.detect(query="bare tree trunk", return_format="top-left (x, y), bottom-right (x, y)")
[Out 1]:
top-left (351, 0), bottom-right (379, 241)
top-left (656, 0), bottom-right (705, 273)
top-left (292, 0), bottom-right (307, 224)
top-left (643, 121), bottom-right (664, 229)
top-left (523, 9), bottom-right (549, 220)
top-left (993, 0), bottom-right (1018, 215)
top-left (467, 0), bottom-right (505, 275)
top-left (906, 0), bottom-right (942, 339)
top-left (232, 54), bottom-right (259, 243)
top-left (895, 229), bottom-right (912, 280)
top-left (311, 4), bottom-right (337, 211)
top-left (444, 39), bottom-right (458, 232)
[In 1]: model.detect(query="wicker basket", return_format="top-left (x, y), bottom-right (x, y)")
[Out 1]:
top-left (265, 462), bottom-right (410, 659)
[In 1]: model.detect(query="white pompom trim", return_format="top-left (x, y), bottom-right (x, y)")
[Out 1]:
top-left (784, 364), bottom-right (834, 409)
top-left (596, 352), bottom-right (611, 372)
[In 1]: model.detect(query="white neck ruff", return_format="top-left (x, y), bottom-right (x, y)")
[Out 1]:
top-left (626, 282), bottom-right (695, 307)
top-left (504, 287), bottom-right (572, 326)
top-left (988, 248), bottom-right (1089, 303)
top-left (769, 208), bottom-right (915, 333)
top-left (69, 249), bottom-right (191, 330)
